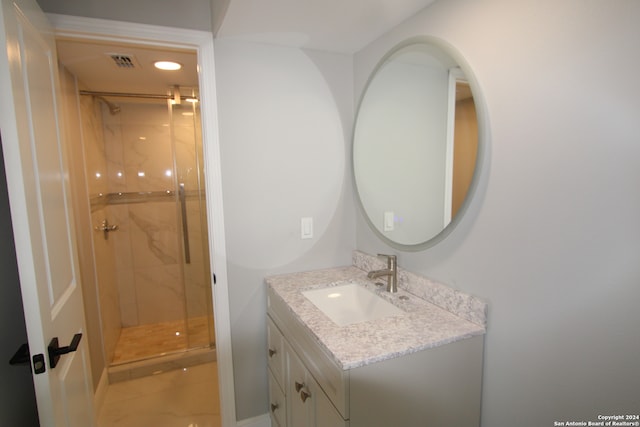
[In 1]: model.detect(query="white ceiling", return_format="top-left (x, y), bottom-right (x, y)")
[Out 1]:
top-left (217, 0), bottom-right (436, 53)
top-left (56, 0), bottom-right (436, 96)
top-left (57, 39), bottom-right (198, 97)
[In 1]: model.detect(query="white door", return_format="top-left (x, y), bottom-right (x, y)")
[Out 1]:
top-left (0, 0), bottom-right (95, 426)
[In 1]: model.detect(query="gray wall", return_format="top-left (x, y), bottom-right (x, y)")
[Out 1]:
top-left (36, 0), bottom-right (214, 31)
top-left (354, 1), bottom-right (640, 425)
top-left (213, 39), bottom-right (356, 419)
top-left (210, 0), bottom-right (231, 35)
top-left (0, 141), bottom-right (40, 426)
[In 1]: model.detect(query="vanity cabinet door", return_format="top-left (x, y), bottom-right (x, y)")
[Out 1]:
top-left (268, 318), bottom-right (287, 426)
top-left (287, 344), bottom-right (348, 427)
top-left (316, 387), bottom-right (349, 427)
top-left (267, 318), bottom-right (285, 388)
top-left (288, 347), bottom-right (315, 427)
top-left (268, 370), bottom-right (287, 427)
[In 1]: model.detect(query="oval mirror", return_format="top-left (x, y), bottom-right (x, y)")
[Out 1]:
top-left (353, 37), bottom-right (485, 248)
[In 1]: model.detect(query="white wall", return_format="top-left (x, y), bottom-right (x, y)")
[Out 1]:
top-left (354, 1), bottom-right (640, 425)
top-left (214, 39), bottom-right (355, 419)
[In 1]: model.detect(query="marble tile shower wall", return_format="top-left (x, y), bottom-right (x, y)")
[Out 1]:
top-left (81, 97), bottom-right (213, 354)
top-left (101, 103), bottom-right (187, 327)
top-left (80, 94), bottom-right (121, 364)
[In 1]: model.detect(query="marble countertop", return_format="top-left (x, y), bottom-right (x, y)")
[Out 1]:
top-left (266, 258), bottom-right (486, 370)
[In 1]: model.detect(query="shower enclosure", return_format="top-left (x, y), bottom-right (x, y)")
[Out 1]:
top-left (79, 87), bottom-right (214, 369)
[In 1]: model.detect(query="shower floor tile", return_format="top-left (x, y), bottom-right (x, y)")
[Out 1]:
top-left (112, 316), bottom-right (212, 365)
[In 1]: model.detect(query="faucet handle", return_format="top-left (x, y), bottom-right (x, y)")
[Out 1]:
top-left (377, 253), bottom-right (397, 268)
top-left (376, 253), bottom-right (395, 258)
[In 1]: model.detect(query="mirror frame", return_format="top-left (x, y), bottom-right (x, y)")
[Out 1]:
top-left (353, 36), bottom-right (489, 251)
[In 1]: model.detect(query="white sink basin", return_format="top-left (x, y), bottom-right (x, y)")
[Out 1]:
top-left (302, 283), bottom-right (403, 326)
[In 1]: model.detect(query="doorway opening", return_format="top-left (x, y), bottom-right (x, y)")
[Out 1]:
top-left (50, 16), bottom-right (235, 425)
top-left (58, 39), bottom-right (215, 377)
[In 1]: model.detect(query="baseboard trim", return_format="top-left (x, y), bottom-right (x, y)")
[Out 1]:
top-left (236, 413), bottom-right (270, 427)
top-left (93, 368), bottom-right (108, 417)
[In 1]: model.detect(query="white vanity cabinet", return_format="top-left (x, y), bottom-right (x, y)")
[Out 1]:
top-left (288, 344), bottom-right (346, 427)
top-left (267, 319), bottom-right (287, 427)
top-left (268, 316), bottom-right (347, 427)
top-left (287, 346), bottom-right (315, 427)
top-left (267, 282), bottom-right (485, 427)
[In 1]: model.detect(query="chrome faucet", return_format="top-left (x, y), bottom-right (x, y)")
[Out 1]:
top-left (367, 254), bottom-right (398, 293)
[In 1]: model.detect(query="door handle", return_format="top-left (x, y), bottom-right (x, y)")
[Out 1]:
top-left (178, 183), bottom-right (191, 264)
top-left (10, 343), bottom-right (46, 374)
top-left (9, 343), bottom-right (30, 365)
top-left (48, 333), bottom-right (82, 369)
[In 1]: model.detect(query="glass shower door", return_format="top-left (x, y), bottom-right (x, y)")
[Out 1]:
top-left (170, 92), bottom-right (215, 351)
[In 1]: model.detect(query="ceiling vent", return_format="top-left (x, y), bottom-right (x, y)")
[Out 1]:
top-left (108, 54), bottom-right (139, 69)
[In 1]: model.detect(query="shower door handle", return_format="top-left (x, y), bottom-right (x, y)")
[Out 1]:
top-left (179, 183), bottom-right (191, 264)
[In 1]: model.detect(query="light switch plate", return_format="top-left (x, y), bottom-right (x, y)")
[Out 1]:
top-left (301, 217), bottom-right (313, 239)
top-left (384, 211), bottom-right (394, 231)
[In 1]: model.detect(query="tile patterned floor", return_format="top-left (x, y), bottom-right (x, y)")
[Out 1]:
top-left (98, 361), bottom-right (221, 427)
top-left (112, 316), bottom-right (213, 365)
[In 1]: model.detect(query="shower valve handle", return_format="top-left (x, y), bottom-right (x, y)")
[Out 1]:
top-left (95, 219), bottom-right (119, 239)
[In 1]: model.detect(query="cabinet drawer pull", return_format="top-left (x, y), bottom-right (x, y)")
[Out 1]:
top-left (268, 348), bottom-right (277, 357)
top-left (295, 381), bottom-right (304, 392)
top-left (270, 403), bottom-right (279, 413)
top-left (300, 389), bottom-right (311, 403)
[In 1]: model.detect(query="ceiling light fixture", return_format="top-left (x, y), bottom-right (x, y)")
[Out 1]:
top-left (154, 60), bottom-right (182, 71)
